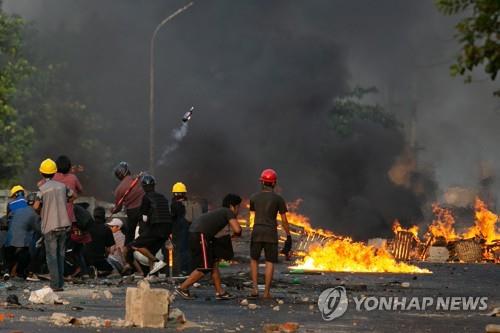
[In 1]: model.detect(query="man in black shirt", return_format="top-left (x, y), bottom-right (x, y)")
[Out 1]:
top-left (249, 169), bottom-right (291, 299)
top-left (85, 206), bottom-right (115, 276)
top-left (175, 194), bottom-right (242, 300)
top-left (126, 175), bottom-right (172, 276)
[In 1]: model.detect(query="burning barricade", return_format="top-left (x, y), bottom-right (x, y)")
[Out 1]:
top-left (422, 198), bottom-right (500, 263)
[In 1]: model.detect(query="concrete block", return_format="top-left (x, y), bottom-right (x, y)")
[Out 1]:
top-left (125, 280), bottom-right (170, 328)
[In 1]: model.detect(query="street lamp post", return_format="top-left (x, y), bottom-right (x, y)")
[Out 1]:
top-left (149, 2), bottom-right (194, 175)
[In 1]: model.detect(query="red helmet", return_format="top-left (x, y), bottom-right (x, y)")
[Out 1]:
top-left (260, 168), bottom-right (277, 184)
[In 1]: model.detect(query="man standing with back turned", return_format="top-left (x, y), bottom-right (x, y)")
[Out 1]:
top-left (34, 159), bottom-right (74, 291)
top-left (249, 169), bottom-right (291, 299)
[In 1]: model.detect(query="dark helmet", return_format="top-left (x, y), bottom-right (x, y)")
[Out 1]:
top-left (114, 161), bottom-right (130, 180)
top-left (141, 174), bottom-right (156, 192)
top-left (26, 192), bottom-right (37, 206)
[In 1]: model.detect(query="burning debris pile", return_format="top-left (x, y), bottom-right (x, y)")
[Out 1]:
top-left (292, 237), bottom-right (431, 274)
top-left (422, 198), bottom-right (500, 263)
top-left (246, 197), bottom-right (499, 274)
top-left (253, 200), bottom-right (432, 274)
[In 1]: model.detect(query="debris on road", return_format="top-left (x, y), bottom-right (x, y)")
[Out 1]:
top-left (247, 303), bottom-right (258, 310)
top-left (28, 287), bottom-right (64, 305)
top-left (103, 290), bottom-right (113, 299)
top-left (6, 294), bottom-right (20, 306)
top-left (486, 324), bottom-right (500, 333)
top-left (48, 312), bottom-right (132, 328)
top-left (263, 322), bottom-right (299, 333)
top-left (168, 308), bottom-right (186, 324)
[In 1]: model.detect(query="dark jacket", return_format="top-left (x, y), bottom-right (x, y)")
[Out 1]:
top-left (5, 206), bottom-right (41, 247)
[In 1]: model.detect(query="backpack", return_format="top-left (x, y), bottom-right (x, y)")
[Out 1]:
top-left (183, 200), bottom-right (203, 224)
top-left (147, 192), bottom-right (172, 224)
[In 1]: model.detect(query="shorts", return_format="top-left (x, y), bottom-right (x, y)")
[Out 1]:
top-left (250, 241), bottom-right (278, 263)
top-left (129, 236), bottom-right (165, 256)
top-left (189, 232), bottom-right (214, 273)
top-left (213, 235), bottom-right (234, 261)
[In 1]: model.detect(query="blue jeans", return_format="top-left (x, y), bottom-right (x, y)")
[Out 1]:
top-left (44, 229), bottom-right (67, 289)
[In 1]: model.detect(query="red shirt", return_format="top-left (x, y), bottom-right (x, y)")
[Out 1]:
top-left (114, 175), bottom-right (144, 211)
top-left (44, 173), bottom-right (83, 222)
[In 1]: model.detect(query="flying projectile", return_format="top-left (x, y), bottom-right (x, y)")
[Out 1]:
top-left (182, 106), bottom-right (194, 123)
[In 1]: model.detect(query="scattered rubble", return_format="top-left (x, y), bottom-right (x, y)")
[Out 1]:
top-left (28, 287), bottom-right (65, 305)
top-left (48, 312), bottom-right (132, 328)
top-left (486, 307), bottom-right (500, 317)
top-left (248, 303), bottom-right (258, 310)
top-left (263, 322), bottom-right (299, 333)
top-left (486, 324), bottom-right (500, 333)
top-left (103, 290), bottom-right (113, 299)
top-left (168, 308), bottom-right (186, 324)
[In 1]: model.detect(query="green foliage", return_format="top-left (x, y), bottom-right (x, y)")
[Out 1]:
top-left (436, 0), bottom-right (500, 96)
top-left (0, 10), bottom-right (110, 188)
top-left (0, 12), bottom-right (35, 186)
top-left (329, 86), bottom-right (398, 137)
top-left (16, 62), bottom-right (111, 180)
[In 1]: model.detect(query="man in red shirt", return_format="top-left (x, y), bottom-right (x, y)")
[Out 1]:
top-left (111, 162), bottom-right (145, 245)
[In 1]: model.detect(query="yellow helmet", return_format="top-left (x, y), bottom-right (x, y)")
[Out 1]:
top-left (172, 182), bottom-right (187, 193)
top-left (39, 158), bottom-right (57, 174)
top-left (10, 185), bottom-right (25, 197)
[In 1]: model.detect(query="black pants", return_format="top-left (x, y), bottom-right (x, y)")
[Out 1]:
top-left (125, 207), bottom-right (141, 245)
top-left (5, 247), bottom-right (30, 277)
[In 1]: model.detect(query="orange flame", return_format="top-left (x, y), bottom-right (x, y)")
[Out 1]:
top-left (463, 198), bottom-right (500, 244)
top-left (392, 219), bottom-right (419, 240)
top-left (293, 238), bottom-right (431, 273)
top-left (428, 203), bottom-right (459, 242)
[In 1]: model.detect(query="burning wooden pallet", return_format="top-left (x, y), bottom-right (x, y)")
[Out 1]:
top-left (392, 231), bottom-right (419, 261)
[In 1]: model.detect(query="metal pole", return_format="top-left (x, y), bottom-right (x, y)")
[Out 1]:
top-left (149, 2), bottom-right (194, 174)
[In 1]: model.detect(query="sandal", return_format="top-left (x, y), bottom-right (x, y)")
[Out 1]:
top-left (216, 291), bottom-right (235, 300)
top-left (175, 287), bottom-right (196, 300)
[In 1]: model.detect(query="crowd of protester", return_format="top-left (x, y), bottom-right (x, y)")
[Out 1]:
top-left (1, 156), bottom-right (292, 299)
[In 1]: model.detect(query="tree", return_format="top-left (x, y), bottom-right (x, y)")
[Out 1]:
top-left (436, 0), bottom-right (500, 96)
top-left (0, 12), bottom-right (35, 186)
top-left (329, 86), bottom-right (398, 137)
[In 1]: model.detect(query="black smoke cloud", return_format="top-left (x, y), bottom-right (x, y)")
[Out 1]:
top-left (8, 0), bottom-right (492, 239)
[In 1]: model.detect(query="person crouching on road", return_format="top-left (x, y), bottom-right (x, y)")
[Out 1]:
top-left (124, 174), bottom-right (172, 276)
top-left (33, 159), bottom-right (74, 291)
top-left (107, 218), bottom-right (126, 274)
top-left (249, 169), bottom-right (291, 299)
top-left (175, 194), bottom-right (242, 300)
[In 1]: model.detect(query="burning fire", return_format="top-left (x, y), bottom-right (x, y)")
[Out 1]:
top-left (293, 237), bottom-right (431, 273)
top-left (428, 204), bottom-right (459, 242)
top-left (427, 198), bottom-right (499, 244)
top-left (392, 219), bottom-right (419, 240)
top-left (287, 203), bottom-right (430, 274)
top-left (463, 198), bottom-right (500, 244)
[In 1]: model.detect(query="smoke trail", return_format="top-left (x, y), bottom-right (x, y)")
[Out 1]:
top-left (157, 122), bottom-right (189, 166)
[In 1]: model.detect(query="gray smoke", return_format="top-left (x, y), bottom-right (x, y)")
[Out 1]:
top-left (3, 1), bottom-right (498, 240)
top-left (158, 121), bottom-right (189, 166)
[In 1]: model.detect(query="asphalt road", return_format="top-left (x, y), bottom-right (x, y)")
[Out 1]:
top-left (0, 261), bottom-right (498, 332)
